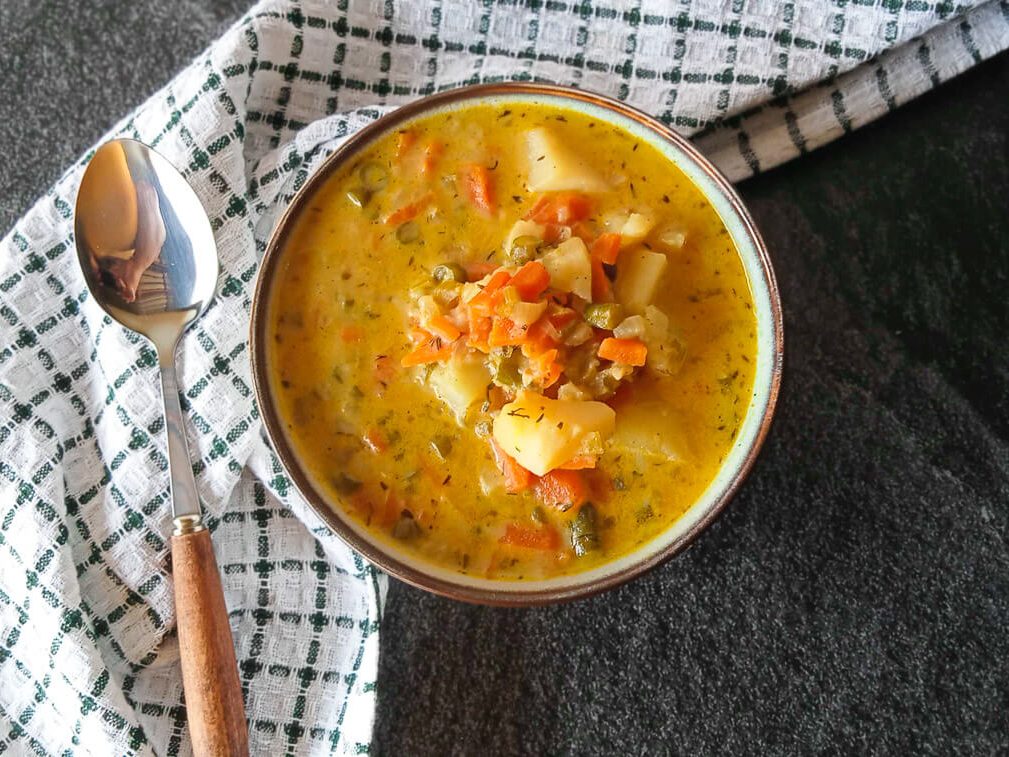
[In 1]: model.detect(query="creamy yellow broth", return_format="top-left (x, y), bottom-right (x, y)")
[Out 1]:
top-left (267, 101), bottom-right (756, 580)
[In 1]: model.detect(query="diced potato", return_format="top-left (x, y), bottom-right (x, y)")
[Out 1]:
top-left (429, 358), bottom-right (491, 420)
top-left (619, 213), bottom-right (655, 246)
top-left (525, 128), bottom-right (609, 193)
top-left (643, 305), bottom-right (669, 334)
top-left (540, 237), bottom-right (592, 301)
top-left (642, 305), bottom-right (686, 375)
top-left (614, 248), bottom-right (668, 312)
top-left (610, 401), bottom-right (688, 462)
top-left (493, 391), bottom-right (615, 475)
top-left (503, 219), bottom-right (546, 253)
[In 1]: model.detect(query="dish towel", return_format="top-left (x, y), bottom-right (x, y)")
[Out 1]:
top-left (1, 1), bottom-right (1006, 754)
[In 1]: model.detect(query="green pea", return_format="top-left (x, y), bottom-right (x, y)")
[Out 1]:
top-left (507, 234), bottom-right (541, 264)
top-left (432, 262), bottom-right (466, 282)
top-left (396, 221), bottom-right (421, 244)
top-left (359, 162), bottom-right (389, 192)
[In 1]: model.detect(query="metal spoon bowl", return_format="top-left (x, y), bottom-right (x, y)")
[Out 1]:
top-left (75, 139), bottom-right (248, 756)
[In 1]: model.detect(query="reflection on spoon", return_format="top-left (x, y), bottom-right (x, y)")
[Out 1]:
top-left (94, 179), bottom-right (167, 302)
top-left (77, 139), bottom-right (196, 314)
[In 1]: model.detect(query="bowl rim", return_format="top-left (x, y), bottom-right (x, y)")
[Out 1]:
top-left (249, 81), bottom-right (784, 606)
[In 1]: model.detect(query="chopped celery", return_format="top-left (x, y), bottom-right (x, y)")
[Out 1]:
top-left (571, 504), bottom-right (600, 556)
top-left (583, 303), bottom-right (624, 330)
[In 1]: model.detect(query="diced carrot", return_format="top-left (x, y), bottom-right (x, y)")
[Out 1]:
top-left (509, 261), bottom-right (550, 301)
top-left (464, 261), bottom-right (498, 281)
top-left (521, 319), bottom-right (559, 357)
top-left (486, 384), bottom-right (510, 412)
top-left (384, 192), bottom-right (433, 226)
top-left (466, 269), bottom-right (511, 317)
top-left (376, 489), bottom-right (402, 527)
top-left (598, 337), bottom-right (647, 366)
top-left (558, 454), bottom-right (598, 470)
top-left (464, 164), bottom-right (495, 215)
top-left (485, 549), bottom-right (504, 578)
top-left (524, 192), bottom-right (593, 226)
top-left (542, 362), bottom-right (562, 388)
top-left (591, 233), bottom-right (622, 265)
top-left (421, 140), bottom-right (444, 174)
top-left (406, 326), bottom-right (430, 343)
top-left (363, 428), bottom-right (388, 454)
top-left (373, 354), bottom-right (395, 384)
top-left (427, 314), bottom-right (461, 342)
top-left (533, 469), bottom-right (588, 509)
top-left (542, 224), bottom-right (564, 245)
top-left (401, 330), bottom-right (454, 366)
top-left (467, 310), bottom-right (493, 351)
top-left (341, 325), bottom-right (364, 343)
top-left (526, 347), bottom-right (561, 388)
top-left (488, 317), bottom-right (528, 348)
top-left (547, 308), bottom-right (578, 330)
top-left (490, 439), bottom-right (534, 493)
top-left (396, 129), bottom-right (417, 159)
top-left (590, 253), bottom-right (611, 302)
top-left (570, 221), bottom-right (596, 243)
top-left (500, 523), bottom-right (561, 551)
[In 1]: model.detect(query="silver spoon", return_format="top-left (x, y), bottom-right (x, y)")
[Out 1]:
top-left (75, 139), bottom-right (248, 756)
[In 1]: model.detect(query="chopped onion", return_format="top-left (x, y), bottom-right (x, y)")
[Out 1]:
top-left (510, 300), bottom-right (548, 327)
top-left (657, 224), bottom-right (688, 251)
top-left (613, 315), bottom-right (647, 339)
top-left (563, 321), bottom-right (594, 346)
top-left (557, 382), bottom-right (591, 401)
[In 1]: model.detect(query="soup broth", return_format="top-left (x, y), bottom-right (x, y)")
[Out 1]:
top-left (268, 100), bottom-right (757, 580)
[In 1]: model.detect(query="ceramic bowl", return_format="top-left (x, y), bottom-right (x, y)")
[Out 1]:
top-left (250, 82), bottom-right (783, 605)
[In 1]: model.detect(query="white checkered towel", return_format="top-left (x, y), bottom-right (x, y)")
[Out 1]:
top-left (1, 1), bottom-right (1006, 754)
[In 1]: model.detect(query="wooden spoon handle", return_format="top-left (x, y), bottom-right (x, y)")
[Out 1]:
top-left (172, 524), bottom-right (249, 756)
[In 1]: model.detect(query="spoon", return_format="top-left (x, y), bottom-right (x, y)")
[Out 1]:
top-left (75, 139), bottom-right (248, 756)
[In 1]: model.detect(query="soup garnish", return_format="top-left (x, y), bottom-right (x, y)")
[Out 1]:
top-left (269, 101), bottom-right (757, 580)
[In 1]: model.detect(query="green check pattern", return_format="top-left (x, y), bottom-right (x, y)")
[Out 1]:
top-left (0, 1), bottom-right (1006, 754)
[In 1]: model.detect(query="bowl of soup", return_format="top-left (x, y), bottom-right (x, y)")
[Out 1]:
top-left (250, 82), bottom-right (783, 604)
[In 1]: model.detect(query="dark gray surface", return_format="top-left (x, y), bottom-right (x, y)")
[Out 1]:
top-left (0, 0), bottom-right (248, 233)
top-left (3, 2), bottom-right (1007, 755)
top-left (371, 55), bottom-right (1009, 756)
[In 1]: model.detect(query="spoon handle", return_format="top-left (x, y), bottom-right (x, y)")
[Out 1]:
top-left (160, 363), bottom-right (248, 755)
top-left (173, 522), bottom-right (249, 756)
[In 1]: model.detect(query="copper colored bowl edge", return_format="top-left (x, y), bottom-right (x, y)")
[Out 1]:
top-left (249, 82), bottom-right (784, 607)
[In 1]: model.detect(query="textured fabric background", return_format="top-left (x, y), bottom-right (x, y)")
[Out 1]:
top-left (1, 1), bottom-right (1008, 755)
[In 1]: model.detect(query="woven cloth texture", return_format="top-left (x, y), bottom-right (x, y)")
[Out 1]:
top-left (1, 1), bottom-right (1007, 755)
